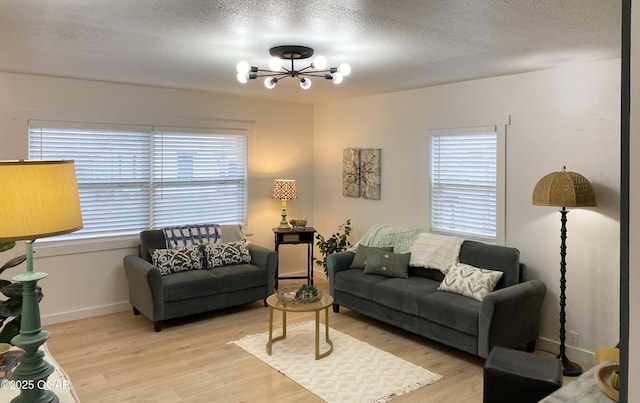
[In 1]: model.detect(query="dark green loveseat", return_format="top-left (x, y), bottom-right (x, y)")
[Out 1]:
top-left (123, 224), bottom-right (277, 331)
top-left (328, 240), bottom-right (546, 358)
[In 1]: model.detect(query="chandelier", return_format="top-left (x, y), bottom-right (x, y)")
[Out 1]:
top-left (236, 45), bottom-right (351, 90)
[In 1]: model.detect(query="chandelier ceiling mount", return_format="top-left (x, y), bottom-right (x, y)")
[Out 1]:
top-left (236, 45), bottom-right (351, 90)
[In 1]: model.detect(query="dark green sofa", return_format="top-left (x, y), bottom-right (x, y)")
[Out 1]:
top-left (123, 225), bottom-right (277, 332)
top-left (327, 240), bottom-right (546, 358)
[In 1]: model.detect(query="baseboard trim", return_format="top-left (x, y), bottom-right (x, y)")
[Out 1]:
top-left (537, 337), bottom-right (596, 365)
top-left (41, 301), bottom-right (131, 326)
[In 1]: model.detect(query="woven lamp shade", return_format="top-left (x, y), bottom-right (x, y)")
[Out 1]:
top-left (532, 170), bottom-right (597, 208)
top-left (272, 179), bottom-right (297, 200)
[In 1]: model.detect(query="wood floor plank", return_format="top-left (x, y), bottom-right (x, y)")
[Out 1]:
top-left (45, 277), bottom-right (585, 402)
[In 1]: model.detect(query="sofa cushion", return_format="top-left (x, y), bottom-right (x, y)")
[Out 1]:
top-left (438, 263), bottom-right (503, 301)
top-left (204, 241), bottom-right (251, 268)
top-left (459, 240), bottom-right (520, 288)
top-left (418, 291), bottom-right (480, 335)
top-left (151, 245), bottom-right (203, 275)
top-left (209, 264), bottom-right (267, 292)
top-left (163, 269), bottom-right (220, 302)
top-left (219, 224), bottom-right (247, 243)
top-left (373, 277), bottom-right (440, 316)
top-left (350, 244), bottom-right (394, 269)
top-left (409, 232), bottom-right (463, 274)
top-left (333, 269), bottom-right (388, 300)
top-left (363, 250), bottom-right (410, 278)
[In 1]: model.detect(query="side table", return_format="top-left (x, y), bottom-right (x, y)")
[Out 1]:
top-left (273, 227), bottom-right (316, 289)
top-left (265, 293), bottom-right (334, 360)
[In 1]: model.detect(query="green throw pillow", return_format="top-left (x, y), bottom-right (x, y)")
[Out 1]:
top-left (350, 244), bottom-right (394, 269)
top-left (363, 250), bottom-right (411, 278)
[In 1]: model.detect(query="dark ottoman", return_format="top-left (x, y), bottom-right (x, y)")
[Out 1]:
top-left (483, 346), bottom-right (563, 403)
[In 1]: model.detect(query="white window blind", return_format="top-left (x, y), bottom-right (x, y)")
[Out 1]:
top-left (430, 127), bottom-right (497, 241)
top-left (28, 123), bottom-right (247, 241)
top-left (151, 131), bottom-right (247, 227)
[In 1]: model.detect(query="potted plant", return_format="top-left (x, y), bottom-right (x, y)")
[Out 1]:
top-left (0, 241), bottom-right (40, 344)
top-left (314, 219), bottom-right (352, 275)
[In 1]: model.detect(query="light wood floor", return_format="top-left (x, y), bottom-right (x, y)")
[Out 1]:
top-left (45, 277), bottom-right (584, 403)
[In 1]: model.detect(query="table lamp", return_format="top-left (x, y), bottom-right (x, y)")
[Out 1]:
top-left (532, 166), bottom-right (596, 376)
top-left (271, 179), bottom-right (297, 229)
top-left (0, 160), bottom-right (83, 403)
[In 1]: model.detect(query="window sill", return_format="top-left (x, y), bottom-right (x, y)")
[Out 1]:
top-left (20, 235), bottom-right (140, 259)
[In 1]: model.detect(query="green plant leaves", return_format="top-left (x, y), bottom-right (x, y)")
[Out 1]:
top-left (0, 242), bottom-right (16, 253)
top-left (315, 219), bottom-right (352, 274)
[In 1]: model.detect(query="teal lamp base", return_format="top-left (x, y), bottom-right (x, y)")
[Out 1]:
top-left (10, 242), bottom-right (58, 403)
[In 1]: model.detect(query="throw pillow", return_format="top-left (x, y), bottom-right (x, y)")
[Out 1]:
top-left (151, 245), bottom-right (203, 276)
top-left (409, 232), bottom-right (463, 274)
top-left (162, 223), bottom-right (221, 248)
top-left (204, 241), bottom-right (251, 269)
top-left (350, 244), bottom-right (394, 269)
top-left (437, 263), bottom-right (503, 301)
top-left (363, 250), bottom-right (411, 278)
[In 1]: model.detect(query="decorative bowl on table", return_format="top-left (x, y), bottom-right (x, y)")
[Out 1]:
top-left (276, 284), bottom-right (321, 303)
top-left (289, 218), bottom-right (307, 228)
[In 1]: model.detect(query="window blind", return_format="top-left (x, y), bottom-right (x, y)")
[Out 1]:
top-left (28, 124), bottom-right (247, 241)
top-left (430, 128), bottom-right (497, 240)
top-left (151, 131), bottom-right (247, 227)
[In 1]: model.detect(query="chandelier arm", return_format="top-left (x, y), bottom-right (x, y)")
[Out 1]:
top-left (299, 72), bottom-right (335, 78)
top-left (252, 72), bottom-right (289, 78)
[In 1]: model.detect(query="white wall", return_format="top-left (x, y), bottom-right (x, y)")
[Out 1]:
top-left (313, 59), bottom-right (621, 362)
top-left (0, 72), bottom-right (314, 324)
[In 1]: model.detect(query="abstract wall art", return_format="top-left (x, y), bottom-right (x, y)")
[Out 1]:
top-left (342, 147), bottom-right (381, 200)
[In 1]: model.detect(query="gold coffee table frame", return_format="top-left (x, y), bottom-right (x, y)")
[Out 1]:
top-left (266, 293), bottom-right (334, 360)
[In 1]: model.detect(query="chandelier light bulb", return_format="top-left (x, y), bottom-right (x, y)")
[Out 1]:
top-left (237, 46), bottom-right (351, 90)
top-left (264, 77), bottom-right (277, 89)
top-left (268, 57), bottom-right (283, 71)
top-left (313, 55), bottom-right (327, 69)
top-left (300, 78), bottom-right (312, 90)
top-left (236, 61), bottom-right (250, 74)
top-left (237, 72), bottom-right (248, 83)
top-left (338, 63), bottom-right (351, 77)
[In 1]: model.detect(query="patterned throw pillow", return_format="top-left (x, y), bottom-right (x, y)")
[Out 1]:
top-left (151, 245), bottom-right (203, 276)
top-left (437, 263), bottom-right (503, 301)
top-left (203, 241), bottom-right (251, 269)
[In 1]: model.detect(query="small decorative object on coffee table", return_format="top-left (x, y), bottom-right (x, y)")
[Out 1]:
top-left (277, 284), bottom-right (321, 303)
top-left (266, 287), bottom-right (334, 360)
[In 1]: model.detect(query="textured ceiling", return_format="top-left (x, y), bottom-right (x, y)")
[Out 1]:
top-left (0, 0), bottom-right (621, 104)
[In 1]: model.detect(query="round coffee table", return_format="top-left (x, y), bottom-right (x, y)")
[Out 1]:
top-left (265, 292), bottom-right (334, 360)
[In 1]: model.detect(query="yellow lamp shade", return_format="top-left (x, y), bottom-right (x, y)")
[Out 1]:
top-left (0, 160), bottom-right (83, 241)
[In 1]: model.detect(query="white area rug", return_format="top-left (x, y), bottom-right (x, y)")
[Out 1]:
top-left (229, 321), bottom-right (442, 402)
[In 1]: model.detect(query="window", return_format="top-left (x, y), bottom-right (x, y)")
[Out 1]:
top-left (28, 123), bottom-right (247, 241)
top-left (429, 126), bottom-right (501, 242)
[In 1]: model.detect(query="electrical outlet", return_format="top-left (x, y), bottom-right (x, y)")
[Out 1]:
top-left (567, 330), bottom-right (579, 347)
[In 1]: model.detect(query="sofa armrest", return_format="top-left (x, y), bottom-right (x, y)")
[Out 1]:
top-left (327, 251), bottom-right (356, 296)
top-left (123, 255), bottom-right (165, 322)
top-left (247, 243), bottom-right (278, 295)
top-left (478, 279), bottom-right (547, 358)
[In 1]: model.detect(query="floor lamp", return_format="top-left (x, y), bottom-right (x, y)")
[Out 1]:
top-left (0, 160), bottom-right (83, 403)
top-left (532, 166), bottom-right (596, 377)
top-left (272, 179), bottom-right (297, 229)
